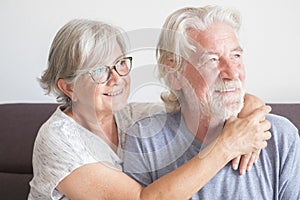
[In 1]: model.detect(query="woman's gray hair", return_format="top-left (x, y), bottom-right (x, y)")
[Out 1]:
top-left (156, 5), bottom-right (241, 112)
top-left (39, 19), bottom-right (128, 105)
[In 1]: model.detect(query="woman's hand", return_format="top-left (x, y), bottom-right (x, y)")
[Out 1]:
top-left (218, 105), bottom-right (272, 163)
top-left (231, 150), bottom-right (260, 175)
top-left (232, 93), bottom-right (267, 175)
top-left (238, 93), bottom-right (265, 118)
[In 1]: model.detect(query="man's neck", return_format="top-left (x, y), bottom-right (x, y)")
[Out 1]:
top-left (181, 103), bottom-right (225, 144)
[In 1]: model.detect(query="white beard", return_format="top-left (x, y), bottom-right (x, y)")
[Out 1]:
top-left (200, 79), bottom-right (245, 120)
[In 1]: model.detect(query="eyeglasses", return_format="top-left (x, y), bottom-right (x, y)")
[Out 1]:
top-left (88, 56), bottom-right (132, 84)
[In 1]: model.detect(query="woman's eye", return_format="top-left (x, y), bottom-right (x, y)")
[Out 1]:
top-left (116, 59), bottom-right (128, 68)
top-left (93, 67), bottom-right (106, 75)
top-left (119, 60), bottom-right (126, 65)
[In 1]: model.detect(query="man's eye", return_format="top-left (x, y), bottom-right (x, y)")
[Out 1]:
top-left (234, 54), bottom-right (241, 58)
top-left (205, 57), bottom-right (219, 65)
top-left (232, 52), bottom-right (242, 60)
top-left (198, 54), bottom-right (219, 67)
top-left (209, 57), bottom-right (218, 62)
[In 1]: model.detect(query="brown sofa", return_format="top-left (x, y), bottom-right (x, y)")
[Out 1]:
top-left (0, 103), bottom-right (299, 200)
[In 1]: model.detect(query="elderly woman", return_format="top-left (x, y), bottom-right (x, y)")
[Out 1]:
top-left (28, 19), bottom-right (271, 199)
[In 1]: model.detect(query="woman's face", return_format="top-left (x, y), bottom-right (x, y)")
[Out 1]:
top-left (72, 44), bottom-right (130, 116)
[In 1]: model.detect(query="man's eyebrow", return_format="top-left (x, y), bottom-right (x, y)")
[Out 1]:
top-left (198, 47), bottom-right (244, 60)
top-left (232, 47), bottom-right (243, 52)
top-left (198, 51), bottom-right (217, 62)
top-left (199, 51), bottom-right (217, 58)
top-left (197, 51), bottom-right (216, 65)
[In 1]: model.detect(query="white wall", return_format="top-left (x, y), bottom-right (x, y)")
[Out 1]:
top-left (1, 0), bottom-right (299, 103)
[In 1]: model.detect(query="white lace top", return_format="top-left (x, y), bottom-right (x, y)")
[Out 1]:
top-left (28, 103), bottom-right (165, 200)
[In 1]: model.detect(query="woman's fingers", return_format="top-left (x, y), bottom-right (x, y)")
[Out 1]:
top-left (260, 120), bottom-right (272, 133)
top-left (228, 105), bottom-right (272, 175)
top-left (221, 105), bottom-right (272, 160)
top-left (239, 153), bottom-right (251, 175)
top-left (248, 150), bottom-right (259, 166)
top-left (233, 149), bottom-right (263, 175)
top-left (261, 130), bottom-right (272, 141)
top-left (239, 150), bottom-right (260, 175)
top-left (232, 156), bottom-right (241, 171)
top-left (248, 105), bottom-right (272, 122)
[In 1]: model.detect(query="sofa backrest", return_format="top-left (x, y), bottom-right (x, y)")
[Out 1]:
top-left (0, 103), bottom-right (57, 200)
top-left (269, 103), bottom-right (300, 132)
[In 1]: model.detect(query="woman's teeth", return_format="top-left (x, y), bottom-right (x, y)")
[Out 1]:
top-left (106, 90), bottom-right (122, 96)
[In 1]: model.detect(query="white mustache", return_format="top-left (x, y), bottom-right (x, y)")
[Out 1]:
top-left (212, 79), bottom-right (242, 93)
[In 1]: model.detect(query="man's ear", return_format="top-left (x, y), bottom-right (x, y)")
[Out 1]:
top-left (164, 58), bottom-right (182, 90)
top-left (57, 79), bottom-right (77, 102)
top-left (166, 70), bottom-right (182, 90)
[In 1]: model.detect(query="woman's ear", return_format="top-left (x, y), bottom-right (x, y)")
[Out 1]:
top-left (57, 79), bottom-right (77, 102)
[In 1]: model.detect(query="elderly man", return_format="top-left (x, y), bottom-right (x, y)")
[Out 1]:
top-left (123, 6), bottom-right (300, 199)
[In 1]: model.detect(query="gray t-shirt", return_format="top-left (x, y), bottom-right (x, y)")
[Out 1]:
top-left (123, 111), bottom-right (300, 200)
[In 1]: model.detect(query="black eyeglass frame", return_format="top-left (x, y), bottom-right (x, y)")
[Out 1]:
top-left (88, 56), bottom-right (133, 84)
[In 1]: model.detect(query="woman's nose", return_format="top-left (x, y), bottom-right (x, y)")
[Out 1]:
top-left (106, 68), bottom-right (121, 85)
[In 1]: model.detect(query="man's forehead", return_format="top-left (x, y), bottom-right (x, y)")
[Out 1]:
top-left (186, 25), bottom-right (241, 55)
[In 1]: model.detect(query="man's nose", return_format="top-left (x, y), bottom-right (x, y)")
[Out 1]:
top-left (218, 58), bottom-right (239, 80)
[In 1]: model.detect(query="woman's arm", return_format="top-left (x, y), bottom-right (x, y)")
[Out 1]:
top-left (57, 105), bottom-right (271, 200)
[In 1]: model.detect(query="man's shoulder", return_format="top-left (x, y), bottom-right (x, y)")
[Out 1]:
top-left (115, 102), bottom-right (167, 130)
top-left (266, 113), bottom-right (299, 147)
top-left (123, 108), bottom-right (184, 150)
top-left (126, 107), bottom-right (181, 134)
top-left (267, 113), bottom-right (298, 133)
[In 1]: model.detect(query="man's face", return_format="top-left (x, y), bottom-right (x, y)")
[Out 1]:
top-left (180, 22), bottom-right (246, 119)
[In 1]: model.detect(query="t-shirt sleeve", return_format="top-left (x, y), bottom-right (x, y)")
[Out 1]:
top-left (30, 120), bottom-right (109, 199)
top-left (122, 122), bottom-right (154, 187)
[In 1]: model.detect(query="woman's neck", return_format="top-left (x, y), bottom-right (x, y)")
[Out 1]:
top-left (64, 105), bottom-right (119, 152)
